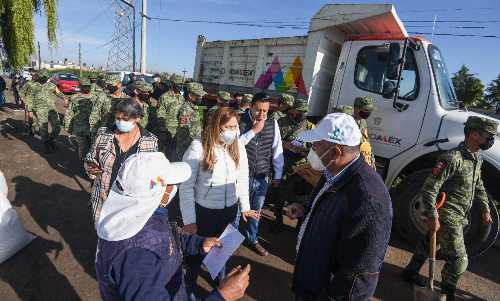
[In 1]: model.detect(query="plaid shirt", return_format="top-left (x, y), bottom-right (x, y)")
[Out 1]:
top-left (85, 126), bottom-right (158, 224)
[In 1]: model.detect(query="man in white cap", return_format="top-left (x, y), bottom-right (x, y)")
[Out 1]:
top-left (284, 113), bottom-right (392, 301)
top-left (95, 152), bottom-right (251, 301)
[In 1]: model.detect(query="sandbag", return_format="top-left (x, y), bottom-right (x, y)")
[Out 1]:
top-left (0, 172), bottom-right (35, 264)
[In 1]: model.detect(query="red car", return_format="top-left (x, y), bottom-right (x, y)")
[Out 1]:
top-left (51, 73), bottom-right (81, 94)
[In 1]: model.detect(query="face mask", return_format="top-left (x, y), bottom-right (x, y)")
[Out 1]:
top-left (358, 111), bottom-right (371, 119)
top-left (108, 86), bottom-right (118, 94)
top-left (479, 135), bottom-right (494, 150)
top-left (115, 119), bottom-right (136, 133)
top-left (138, 93), bottom-right (150, 102)
top-left (220, 130), bottom-right (237, 145)
top-left (307, 148), bottom-right (333, 171)
top-left (293, 114), bottom-right (306, 123)
top-left (81, 86), bottom-right (91, 94)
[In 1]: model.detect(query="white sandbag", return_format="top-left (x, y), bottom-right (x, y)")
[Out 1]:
top-left (0, 173), bottom-right (35, 264)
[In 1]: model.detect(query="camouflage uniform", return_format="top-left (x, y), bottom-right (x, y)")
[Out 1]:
top-left (235, 93), bottom-right (253, 115)
top-left (176, 82), bottom-right (205, 159)
top-left (64, 80), bottom-right (95, 160)
top-left (132, 81), bottom-right (153, 130)
top-left (33, 80), bottom-right (64, 149)
top-left (404, 116), bottom-right (498, 292)
top-left (271, 93), bottom-right (294, 120)
top-left (19, 81), bottom-right (42, 112)
top-left (89, 75), bottom-right (123, 138)
top-left (274, 98), bottom-right (315, 226)
top-left (156, 89), bottom-right (184, 160)
top-left (354, 97), bottom-right (376, 169)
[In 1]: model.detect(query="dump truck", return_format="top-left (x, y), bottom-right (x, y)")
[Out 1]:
top-left (193, 3), bottom-right (500, 256)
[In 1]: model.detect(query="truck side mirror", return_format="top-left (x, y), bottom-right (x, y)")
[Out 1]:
top-left (386, 43), bottom-right (401, 80)
top-left (382, 81), bottom-right (397, 99)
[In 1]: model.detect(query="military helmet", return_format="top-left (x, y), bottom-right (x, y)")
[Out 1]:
top-left (38, 69), bottom-right (50, 79)
top-left (293, 98), bottom-right (309, 112)
top-left (170, 74), bottom-right (184, 85)
top-left (334, 105), bottom-right (354, 116)
top-left (281, 93), bottom-right (295, 107)
top-left (134, 80), bottom-right (153, 93)
top-left (465, 116), bottom-right (499, 135)
top-left (218, 91), bottom-right (231, 103)
top-left (354, 96), bottom-right (374, 112)
top-left (242, 94), bottom-right (253, 104)
top-left (186, 82), bottom-right (206, 97)
top-left (80, 78), bottom-right (91, 86)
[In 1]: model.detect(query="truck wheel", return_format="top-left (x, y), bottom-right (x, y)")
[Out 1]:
top-left (392, 169), bottom-right (499, 258)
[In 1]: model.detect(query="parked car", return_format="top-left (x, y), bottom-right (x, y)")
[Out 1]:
top-left (21, 70), bottom-right (32, 81)
top-left (51, 73), bottom-right (80, 94)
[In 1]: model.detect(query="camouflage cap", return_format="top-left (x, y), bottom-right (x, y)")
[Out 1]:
top-left (186, 82), bottom-right (206, 97)
top-left (80, 78), bottom-right (91, 86)
top-left (218, 91), bottom-right (231, 102)
top-left (465, 116), bottom-right (499, 135)
top-left (160, 72), bottom-right (170, 83)
top-left (38, 69), bottom-right (50, 78)
top-left (335, 105), bottom-right (354, 116)
top-left (293, 98), bottom-right (309, 112)
top-left (105, 74), bottom-right (121, 85)
top-left (134, 80), bottom-right (153, 93)
top-left (170, 74), bottom-right (184, 85)
top-left (281, 93), bottom-right (295, 106)
top-left (354, 96), bottom-right (374, 112)
top-left (242, 94), bottom-right (253, 103)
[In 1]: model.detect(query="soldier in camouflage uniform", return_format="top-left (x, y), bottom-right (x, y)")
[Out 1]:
top-left (176, 82), bottom-right (205, 160)
top-left (130, 81), bottom-right (153, 130)
top-left (19, 71), bottom-right (43, 135)
top-left (206, 90), bottom-right (231, 122)
top-left (273, 98), bottom-right (315, 228)
top-left (235, 93), bottom-right (252, 115)
top-left (271, 93), bottom-right (294, 120)
top-left (353, 97), bottom-right (376, 169)
top-left (89, 75), bottom-right (122, 140)
top-left (156, 74), bottom-right (186, 160)
top-left (64, 79), bottom-right (95, 161)
top-left (33, 69), bottom-right (65, 153)
top-left (401, 116), bottom-right (498, 301)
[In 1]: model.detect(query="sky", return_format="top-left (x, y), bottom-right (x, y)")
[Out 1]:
top-left (33, 0), bottom-right (500, 84)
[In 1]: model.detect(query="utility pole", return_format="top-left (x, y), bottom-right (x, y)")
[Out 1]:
top-left (38, 41), bottom-right (41, 70)
top-left (182, 69), bottom-right (187, 81)
top-left (79, 42), bottom-right (82, 79)
top-left (140, 0), bottom-right (147, 74)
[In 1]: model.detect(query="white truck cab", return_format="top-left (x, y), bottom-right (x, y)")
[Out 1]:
top-left (194, 3), bottom-right (500, 255)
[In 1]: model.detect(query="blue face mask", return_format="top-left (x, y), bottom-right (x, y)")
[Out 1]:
top-left (115, 119), bottom-right (136, 133)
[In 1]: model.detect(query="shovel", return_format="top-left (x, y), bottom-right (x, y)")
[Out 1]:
top-left (413, 192), bottom-right (447, 301)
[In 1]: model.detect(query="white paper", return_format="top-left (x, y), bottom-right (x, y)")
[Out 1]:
top-left (202, 224), bottom-right (244, 280)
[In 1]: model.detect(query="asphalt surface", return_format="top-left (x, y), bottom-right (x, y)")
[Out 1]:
top-left (0, 79), bottom-right (499, 300)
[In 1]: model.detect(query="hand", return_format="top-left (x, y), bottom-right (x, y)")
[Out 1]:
top-left (284, 203), bottom-right (305, 220)
top-left (427, 217), bottom-right (440, 232)
top-left (271, 179), bottom-right (281, 188)
top-left (218, 265), bottom-right (251, 301)
top-left (202, 237), bottom-right (222, 253)
top-left (85, 162), bottom-right (102, 176)
top-left (242, 210), bottom-right (260, 222)
top-left (252, 119), bottom-right (265, 134)
top-left (482, 212), bottom-right (493, 225)
top-left (181, 223), bottom-right (198, 235)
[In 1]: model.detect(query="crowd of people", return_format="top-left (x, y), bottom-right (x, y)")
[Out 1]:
top-left (6, 69), bottom-right (499, 301)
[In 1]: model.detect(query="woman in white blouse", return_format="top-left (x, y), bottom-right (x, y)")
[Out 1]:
top-left (180, 107), bottom-right (258, 297)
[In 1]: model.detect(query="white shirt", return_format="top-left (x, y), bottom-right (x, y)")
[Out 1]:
top-left (239, 111), bottom-right (284, 180)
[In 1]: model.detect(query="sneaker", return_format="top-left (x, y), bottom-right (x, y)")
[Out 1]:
top-left (400, 269), bottom-right (427, 287)
top-left (251, 242), bottom-right (269, 257)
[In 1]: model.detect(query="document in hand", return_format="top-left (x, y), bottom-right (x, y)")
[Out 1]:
top-left (202, 224), bottom-right (244, 280)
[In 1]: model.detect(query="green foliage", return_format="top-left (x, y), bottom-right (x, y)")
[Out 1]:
top-left (451, 65), bottom-right (485, 107)
top-left (485, 74), bottom-right (500, 105)
top-left (0, 0), bottom-right (57, 69)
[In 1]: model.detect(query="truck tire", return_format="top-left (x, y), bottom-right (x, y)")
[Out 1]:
top-left (392, 169), bottom-right (499, 258)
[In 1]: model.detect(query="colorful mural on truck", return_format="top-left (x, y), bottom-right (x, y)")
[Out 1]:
top-left (255, 56), bottom-right (308, 96)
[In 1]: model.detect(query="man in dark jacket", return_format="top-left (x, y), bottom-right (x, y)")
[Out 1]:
top-left (285, 113), bottom-right (392, 301)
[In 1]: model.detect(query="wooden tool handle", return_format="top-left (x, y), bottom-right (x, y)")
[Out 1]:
top-left (429, 231), bottom-right (437, 260)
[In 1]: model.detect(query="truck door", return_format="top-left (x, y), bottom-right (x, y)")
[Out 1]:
top-left (334, 41), bottom-right (430, 159)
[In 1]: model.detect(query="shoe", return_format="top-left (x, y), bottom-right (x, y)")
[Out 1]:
top-left (400, 269), bottom-right (427, 287)
top-left (441, 283), bottom-right (456, 301)
top-left (44, 141), bottom-right (53, 154)
top-left (48, 139), bottom-right (57, 152)
top-left (251, 242), bottom-right (269, 257)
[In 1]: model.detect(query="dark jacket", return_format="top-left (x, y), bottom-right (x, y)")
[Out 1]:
top-left (96, 211), bottom-right (224, 301)
top-left (293, 157), bottom-right (392, 301)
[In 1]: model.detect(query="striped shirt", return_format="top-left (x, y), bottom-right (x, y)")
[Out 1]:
top-left (85, 126), bottom-right (158, 224)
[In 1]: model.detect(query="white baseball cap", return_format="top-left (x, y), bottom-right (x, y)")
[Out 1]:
top-left (298, 113), bottom-right (361, 146)
top-left (97, 152), bottom-right (191, 241)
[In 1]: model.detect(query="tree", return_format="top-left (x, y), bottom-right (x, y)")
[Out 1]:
top-left (485, 74), bottom-right (500, 105)
top-left (451, 65), bottom-right (485, 107)
top-left (0, 0), bottom-right (58, 69)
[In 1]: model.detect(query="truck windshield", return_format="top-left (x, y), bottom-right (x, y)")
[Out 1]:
top-left (429, 45), bottom-right (458, 110)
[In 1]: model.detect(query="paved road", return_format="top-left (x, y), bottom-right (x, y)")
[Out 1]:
top-left (0, 79), bottom-right (499, 300)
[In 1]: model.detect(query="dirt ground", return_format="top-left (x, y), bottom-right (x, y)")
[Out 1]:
top-left (0, 78), bottom-right (499, 301)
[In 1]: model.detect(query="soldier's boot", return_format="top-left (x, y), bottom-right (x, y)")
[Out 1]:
top-left (43, 141), bottom-right (53, 154)
top-left (441, 283), bottom-right (456, 301)
top-left (401, 255), bottom-right (427, 287)
top-left (48, 138), bottom-right (57, 152)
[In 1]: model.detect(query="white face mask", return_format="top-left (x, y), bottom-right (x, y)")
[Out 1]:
top-left (307, 148), bottom-right (333, 171)
top-left (220, 130), bottom-right (237, 145)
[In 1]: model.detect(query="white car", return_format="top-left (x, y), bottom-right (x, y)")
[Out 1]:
top-left (21, 70), bottom-right (32, 81)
